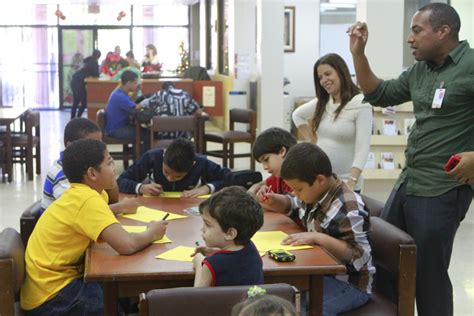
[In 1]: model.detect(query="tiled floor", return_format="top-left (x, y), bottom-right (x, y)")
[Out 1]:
top-left (1, 110), bottom-right (473, 315)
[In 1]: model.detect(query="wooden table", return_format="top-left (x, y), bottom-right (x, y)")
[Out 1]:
top-left (0, 107), bottom-right (28, 182)
top-left (84, 196), bottom-right (345, 316)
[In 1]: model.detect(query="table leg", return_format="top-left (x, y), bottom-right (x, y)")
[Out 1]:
top-left (135, 122), bottom-right (141, 159)
top-left (103, 282), bottom-right (118, 316)
top-left (309, 275), bottom-right (324, 316)
top-left (5, 124), bottom-right (12, 182)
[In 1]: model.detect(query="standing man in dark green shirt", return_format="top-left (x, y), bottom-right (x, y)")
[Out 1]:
top-left (348, 3), bottom-right (473, 316)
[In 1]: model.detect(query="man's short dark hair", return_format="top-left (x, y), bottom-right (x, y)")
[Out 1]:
top-left (281, 143), bottom-right (332, 185)
top-left (199, 186), bottom-right (263, 245)
top-left (252, 127), bottom-right (297, 161)
top-left (162, 81), bottom-right (176, 90)
top-left (92, 49), bottom-right (101, 59)
top-left (64, 118), bottom-right (101, 146)
top-left (419, 3), bottom-right (460, 39)
top-left (62, 139), bottom-right (107, 183)
top-left (121, 70), bottom-right (138, 85)
top-left (163, 138), bottom-right (195, 173)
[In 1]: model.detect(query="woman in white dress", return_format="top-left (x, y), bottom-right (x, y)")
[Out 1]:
top-left (292, 53), bottom-right (373, 191)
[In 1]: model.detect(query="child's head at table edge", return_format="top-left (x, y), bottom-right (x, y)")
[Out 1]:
top-left (281, 142), bottom-right (334, 205)
top-left (198, 186), bottom-right (263, 246)
top-left (252, 127), bottom-right (297, 177)
top-left (163, 138), bottom-right (196, 182)
top-left (62, 138), bottom-right (116, 191)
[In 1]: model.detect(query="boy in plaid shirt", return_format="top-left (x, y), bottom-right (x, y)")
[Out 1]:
top-left (269, 142), bottom-right (375, 315)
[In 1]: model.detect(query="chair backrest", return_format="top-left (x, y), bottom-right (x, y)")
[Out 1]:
top-left (0, 228), bottom-right (25, 316)
top-left (182, 66), bottom-right (211, 81)
top-left (20, 200), bottom-right (42, 247)
top-left (361, 194), bottom-right (384, 217)
top-left (370, 216), bottom-right (416, 315)
top-left (96, 109), bottom-right (106, 133)
top-left (139, 283), bottom-right (299, 316)
top-left (149, 115), bottom-right (204, 152)
top-left (229, 109), bottom-right (257, 137)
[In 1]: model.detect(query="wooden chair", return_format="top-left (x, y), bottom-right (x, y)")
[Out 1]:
top-left (139, 283), bottom-right (300, 316)
top-left (96, 109), bottom-right (136, 169)
top-left (341, 196), bottom-right (417, 316)
top-left (361, 194), bottom-right (384, 217)
top-left (19, 200), bottom-right (42, 247)
top-left (6, 110), bottom-right (41, 181)
top-left (0, 228), bottom-right (25, 316)
top-left (149, 115), bottom-right (205, 153)
top-left (204, 108), bottom-right (256, 170)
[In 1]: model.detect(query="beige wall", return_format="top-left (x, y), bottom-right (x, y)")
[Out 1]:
top-left (451, 0), bottom-right (474, 44)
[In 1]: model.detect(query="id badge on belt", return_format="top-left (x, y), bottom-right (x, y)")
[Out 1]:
top-left (432, 81), bottom-right (445, 109)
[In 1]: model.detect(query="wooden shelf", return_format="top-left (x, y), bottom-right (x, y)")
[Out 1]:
top-left (362, 168), bottom-right (402, 180)
top-left (374, 102), bottom-right (413, 113)
top-left (370, 135), bottom-right (408, 146)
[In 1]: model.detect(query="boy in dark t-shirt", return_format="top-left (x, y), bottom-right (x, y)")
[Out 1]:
top-left (192, 186), bottom-right (264, 287)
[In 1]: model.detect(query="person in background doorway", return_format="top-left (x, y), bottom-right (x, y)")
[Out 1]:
top-left (70, 49), bottom-right (101, 119)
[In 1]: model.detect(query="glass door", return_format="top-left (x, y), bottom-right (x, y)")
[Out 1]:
top-left (97, 28), bottom-right (131, 61)
top-left (58, 27), bottom-right (131, 109)
top-left (59, 28), bottom-right (95, 108)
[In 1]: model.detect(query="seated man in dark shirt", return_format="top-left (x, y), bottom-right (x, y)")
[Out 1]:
top-left (138, 81), bottom-right (203, 140)
top-left (117, 138), bottom-right (230, 198)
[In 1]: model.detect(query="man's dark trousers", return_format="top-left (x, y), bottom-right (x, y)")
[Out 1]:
top-left (381, 182), bottom-right (472, 316)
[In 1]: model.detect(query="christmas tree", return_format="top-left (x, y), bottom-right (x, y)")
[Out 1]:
top-left (176, 41), bottom-right (189, 75)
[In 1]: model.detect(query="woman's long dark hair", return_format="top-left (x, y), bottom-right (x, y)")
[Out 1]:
top-left (311, 53), bottom-right (360, 133)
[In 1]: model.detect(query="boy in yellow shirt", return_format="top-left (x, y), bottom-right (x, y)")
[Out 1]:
top-left (21, 139), bottom-right (168, 315)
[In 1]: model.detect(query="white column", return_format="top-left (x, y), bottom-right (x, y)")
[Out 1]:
top-left (357, 0), bottom-right (405, 78)
top-left (256, 0), bottom-right (285, 132)
top-left (451, 0), bottom-right (474, 44)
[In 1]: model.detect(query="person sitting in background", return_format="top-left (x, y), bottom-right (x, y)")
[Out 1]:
top-left (113, 45), bottom-right (123, 61)
top-left (21, 139), bottom-right (168, 315)
top-left (126, 50), bottom-right (141, 70)
top-left (138, 81), bottom-right (202, 140)
top-left (248, 127), bottom-right (297, 212)
top-left (104, 70), bottom-right (149, 152)
top-left (192, 186), bottom-right (264, 287)
top-left (142, 43), bottom-right (161, 73)
top-left (117, 138), bottom-right (231, 198)
top-left (291, 53), bottom-right (373, 192)
top-left (111, 59), bottom-right (141, 81)
top-left (70, 49), bottom-right (101, 119)
top-left (232, 287), bottom-right (298, 316)
top-left (41, 118), bottom-right (138, 215)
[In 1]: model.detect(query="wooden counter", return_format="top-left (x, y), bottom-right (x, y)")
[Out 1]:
top-left (85, 78), bottom-right (224, 122)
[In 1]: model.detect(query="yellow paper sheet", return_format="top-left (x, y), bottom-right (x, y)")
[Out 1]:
top-left (143, 192), bottom-right (211, 199)
top-left (155, 246), bottom-right (195, 262)
top-left (121, 225), bottom-right (172, 244)
top-left (251, 231), bottom-right (313, 252)
top-left (122, 206), bottom-right (186, 223)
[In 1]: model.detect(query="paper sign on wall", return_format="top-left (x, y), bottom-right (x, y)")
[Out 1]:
top-left (203, 86), bottom-right (216, 107)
